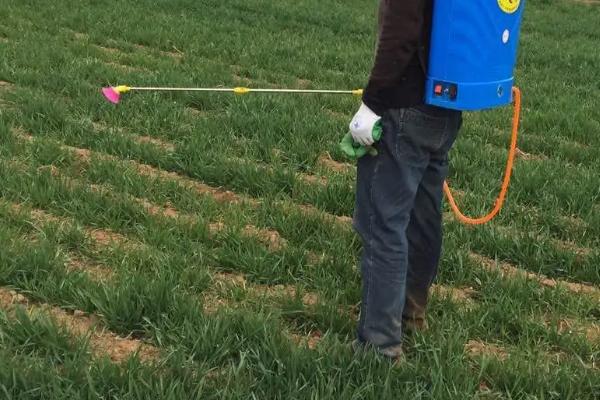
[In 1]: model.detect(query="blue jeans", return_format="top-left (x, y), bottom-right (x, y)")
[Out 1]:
top-left (353, 106), bottom-right (462, 358)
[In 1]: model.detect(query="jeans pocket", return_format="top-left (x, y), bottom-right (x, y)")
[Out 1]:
top-left (395, 113), bottom-right (446, 164)
top-left (404, 107), bottom-right (450, 131)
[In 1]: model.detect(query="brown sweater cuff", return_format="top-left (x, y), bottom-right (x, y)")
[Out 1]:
top-left (362, 83), bottom-right (398, 116)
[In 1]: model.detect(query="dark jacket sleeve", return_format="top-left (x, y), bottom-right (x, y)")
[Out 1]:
top-left (362, 0), bottom-right (426, 115)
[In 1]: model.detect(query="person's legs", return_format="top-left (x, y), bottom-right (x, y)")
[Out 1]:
top-left (353, 107), bottom-right (460, 358)
top-left (403, 110), bottom-right (462, 332)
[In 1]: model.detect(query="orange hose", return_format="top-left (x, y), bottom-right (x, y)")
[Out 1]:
top-left (443, 86), bottom-right (522, 225)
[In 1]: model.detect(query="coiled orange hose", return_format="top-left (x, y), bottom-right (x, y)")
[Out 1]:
top-left (443, 87), bottom-right (522, 225)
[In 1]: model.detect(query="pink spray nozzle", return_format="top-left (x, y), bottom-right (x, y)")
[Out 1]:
top-left (101, 87), bottom-right (121, 104)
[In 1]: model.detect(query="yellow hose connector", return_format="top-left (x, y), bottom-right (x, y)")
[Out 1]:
top-left (114, 85), bottom-right (131, 93)
top-left (233, 87), bottom-right (251, 95)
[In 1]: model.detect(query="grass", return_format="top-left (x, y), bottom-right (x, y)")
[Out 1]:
top-left (0, 0), bottom-right (599, 398)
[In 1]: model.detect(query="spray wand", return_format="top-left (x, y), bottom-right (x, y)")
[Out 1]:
top-left (101, 84), bottom-right (521, 225)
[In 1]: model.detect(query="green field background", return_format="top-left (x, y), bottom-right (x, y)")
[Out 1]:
top-left (0, 0), bottom-right (598, 398)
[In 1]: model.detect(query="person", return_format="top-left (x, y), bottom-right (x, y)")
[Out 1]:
top-left (349, 0), bottom-right (463, 360)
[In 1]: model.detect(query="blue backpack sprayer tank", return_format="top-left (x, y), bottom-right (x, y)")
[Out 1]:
top-left (425, 0), bottom-right (526, 224)
top-left (426, 0), bottom-right (525, 111)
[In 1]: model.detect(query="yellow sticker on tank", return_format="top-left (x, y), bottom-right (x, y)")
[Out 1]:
top-left (498, 0), bottom-right (521, 14)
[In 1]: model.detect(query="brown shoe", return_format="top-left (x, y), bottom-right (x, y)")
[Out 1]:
top-left (352, 340), bottom-right (404, 362)
top-left (402, 317), bottom-right (429, 334)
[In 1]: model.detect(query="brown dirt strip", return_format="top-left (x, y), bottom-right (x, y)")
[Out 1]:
top-left (465, 337), bottom-right (596, 370)
top-left (59, 28), bottom-right (88, 41)
top-left (9, 201), bottom-right (129, 247)
top-left (69, 29), bottom-right (182, 59)
top-left (493, 224), bottom-right (593, 263)
top-left (90, 121), bottom-right (120, 133)
top-left (316, 153), bottom-right (353, 174)
top-left (135, 135), bottom-right (176, 152)
top-left (432, 285), bottom-right (477, 307)
top-left (92, 44), bottom-right (125, 57)
top-left (544, 317), bottom-right (600, 344)
top-left (583, 325), bottom-right (599, 343)
top-left (103, 61), bottom-right (149, 74)
top-left (469, 252), bottom-right (599, 300)
top-left (524, 132), bottom-right (591, 154)
top-left (207, 262), bottom-right (324, 351)
top-left (515, 148), bottom-right (549, 162)
top-left (288, 330), bottom-right (322, 350)
top-left (65, 255), bottom-right (113, 282)
top-left (127, 191), bottom-right (287, 252)
top-left (0, 287), bottom-right (159, 363)
top-left (72, 32), bottom-right (88, 41)
top-left (443, 200), bottom-right (590, 251)
top-left (550, 238), bottom-right (593, 259)
top-left (323, 109), bottom-right (349, 122)
top-left (185, 106), bottom-right (211, 117)
top-left (558, 214), bottom-right (588, 231)
top-left (87, 228), bottom-right (132, 248)
top-left (0, 80), bottom-right (14, 90)
top-left (132, 43), bottom-right (183, 60)
top-left (297, 173), bottom-right (329, 186)
top-left (295, 78), bottom-right (312, 89)
top-left (201, 271), bottom-right (319, 315)
top-left (13, 129), bottom-right (248, 206)
top-left (134, 197), bottom-right (182, 220)
top-left (133, 162), bottom-right (248, 205)
top-left (231, 74), bottom-right (272, 88)
top-left (236, 225), bottom-right (288, 252)
top-left (464, 340), bottom-right (509, 361)
top-left (133, 133), bottom-right (354, 199)
top-left (289, 203), bottom-right (351, 226)
top-left (0, 80), bottom-right (15, 107)
top-left (204, 153), bottom-right (330, 189)
top-left (4, 200), bottom-right (135, 281)
top-left (5, 193), bottom-right (116, 282)
top-left (504, 204), bottom-right (588, 233)
top-left (129, 134), bottom-right (329, 188)
top-left (85, 181), bottom-right (287, 252)
top-left (444, 201), bottom-right (589, 248)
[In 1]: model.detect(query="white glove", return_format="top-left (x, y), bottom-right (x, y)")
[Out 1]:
top-left (349, 102), bottom-right (381, 146)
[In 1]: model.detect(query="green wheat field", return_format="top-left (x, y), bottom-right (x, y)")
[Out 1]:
top-left (0, 0), bottom-right (598, 398)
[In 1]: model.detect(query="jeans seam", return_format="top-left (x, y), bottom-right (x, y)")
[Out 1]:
top-left (394, 112), bottom-right (406, 161)
top-left (362, 152), bottom-right (382, 332)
